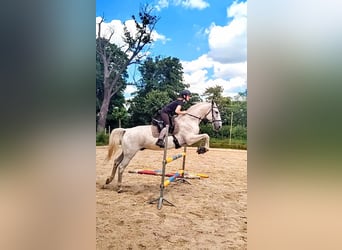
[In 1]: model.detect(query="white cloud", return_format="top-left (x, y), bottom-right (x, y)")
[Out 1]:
top-left (124, 85), bottom-right (138, 100)
top-left (95, 17), bottom-right (168, 49)
top-left (183, 69), bottom-right (208, 96)
top-left (180, 1), bottom-right (247, 98)
top-left (182, 58), bottom-right (247, 98)
top-left (208, 1), bottom-right (247, 63)
top-left (181, 0), bottom-right (209, 9)
top-left (181, 55), bottom-right (246, 98)
top-left (156, 0), bottom-right (169, 11)
top-left (151, 31), bottom-right (169, 44)
top-left (228, 0), bottom-right (247, 18)
top-left (213, 61), bottom-right (247, 79)
top-left (155, 0), bottom-right (209, 11)
top-left (182, 54), bottom-right (214, 72)
top-left (96, 18), bottom-right (125, 47)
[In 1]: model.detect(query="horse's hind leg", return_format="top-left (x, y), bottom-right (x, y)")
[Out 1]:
top-left (105, 152), bottom-right (124, 185)
top-left (117, 152), bottom-right (137, 193)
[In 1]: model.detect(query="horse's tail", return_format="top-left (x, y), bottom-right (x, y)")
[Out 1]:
top-left (106, 128), bottom-right (126, 161)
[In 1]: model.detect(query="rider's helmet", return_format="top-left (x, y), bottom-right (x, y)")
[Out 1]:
top-left (180, 90), bottom-right (191, 99)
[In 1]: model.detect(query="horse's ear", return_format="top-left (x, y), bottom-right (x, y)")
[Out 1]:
top-left (211, 100), bottom-right (214, 105)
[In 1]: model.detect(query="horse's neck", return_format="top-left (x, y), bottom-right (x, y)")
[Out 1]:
top-left (175, 103), bottom-right (210, 123)
top-left (186, 103), bottom-right (210, 118)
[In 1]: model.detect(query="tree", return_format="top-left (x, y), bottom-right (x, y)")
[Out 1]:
top-left (96, 5), bottom-right (159, 132)
top-left (96, 42), bottom-right (127, 130)
top-left (230, 89), bottom-right (247, 127)
top-left (137, 56), bottom-right (186, 96)
top-left (200, 87), bottom-right (247, 140)
top-left (128, 90), bottom-right (171, 125)
top-left (203, 85), bottom-right (225, 102)
top-left (128, 56), bottom-right (190, 126)
top-left (110, 106), bottom-right (127, 128)
top-left (202, 85), bottom-right (232, 125)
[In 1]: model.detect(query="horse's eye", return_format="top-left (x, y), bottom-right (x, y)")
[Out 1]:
top-left (215, 111), bottom-right (219, 114)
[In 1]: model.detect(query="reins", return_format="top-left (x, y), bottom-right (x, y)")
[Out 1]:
top-left (186, 113), bottom-right (202, 120)
top-left (186, 102), bottom-right (221, 123)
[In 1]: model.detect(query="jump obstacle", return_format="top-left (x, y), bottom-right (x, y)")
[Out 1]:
top-left (128, 169), bottom-right (208, 179)
top-left (148, 125), bottom-right (193, 209)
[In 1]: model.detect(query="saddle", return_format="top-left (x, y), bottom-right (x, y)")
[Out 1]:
top-left (151, 115), bottom-right (175, 134)
top-left (151, 113), bottom-right (181, 149)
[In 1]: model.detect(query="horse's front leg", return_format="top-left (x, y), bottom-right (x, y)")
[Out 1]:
top-left (184, 133), bottom-right (210, 154)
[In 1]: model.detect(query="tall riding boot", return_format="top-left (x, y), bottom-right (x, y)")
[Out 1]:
top-left (156, 127), bottom-right (167, 148)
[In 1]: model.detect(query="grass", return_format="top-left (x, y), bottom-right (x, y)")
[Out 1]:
top-left (192, 138), bottom-right (247, 150)
top-left (96, 133), bottom-right (247, 150)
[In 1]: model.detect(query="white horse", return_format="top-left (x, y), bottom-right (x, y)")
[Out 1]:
top-left (104, 101), bottom-right (222, 192)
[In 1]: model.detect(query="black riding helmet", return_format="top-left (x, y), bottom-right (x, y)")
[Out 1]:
top-left (180, 89), bottom-right (191, 98)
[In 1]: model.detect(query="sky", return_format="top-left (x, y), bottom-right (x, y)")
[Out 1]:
top-left (96, 0), bottom-right (247, 99)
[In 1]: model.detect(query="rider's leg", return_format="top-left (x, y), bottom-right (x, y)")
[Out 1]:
top-left (156, 112), bottom-right (170, 147)
top-left (158, 127), bottom-right (167, 140)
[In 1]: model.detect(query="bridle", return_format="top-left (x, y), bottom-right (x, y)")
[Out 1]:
top-left (186, 101), bottom-right (222, 123)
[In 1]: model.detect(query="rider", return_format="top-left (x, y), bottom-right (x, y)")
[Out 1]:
top-left (155, 90), bottom-right (191, 148)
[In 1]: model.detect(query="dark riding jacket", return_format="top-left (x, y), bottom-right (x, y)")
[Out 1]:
top-left (161, 100), bottom-right (185, 116)
top-left (160, 99), bottom-right (185, 126)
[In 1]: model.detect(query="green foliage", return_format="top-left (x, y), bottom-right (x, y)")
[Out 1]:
top-left (96, 132), bottom-right (109, 146)
top-left (145, 90), bottom-right (172, 116)
top-left (199, 124), bottom-right (247, 141)
top-left (127, 95), bottom-right (149, 125)
top-left (203, 85), bottom-right (226, 102)
top-left (209, 138), bottom-right (247, 150)
top-left (202, 85), bottom-right (233, 128)
top-left (190, 138), bottom-right (247, 150)
top-left (232, 125), bottom-right (247, 139)
top-left (202, 86), bottom-right (247, 129)
top-left (199, 123), bottom-right (216, 137)
top-left (107, 105), bottom-right (128, 129)
top-left (229, 101), bottom-right (247, 128)
top-left (129, 56), bottom-right (191, 126)
top-left (137, 56), bottom-right (187, 96)
top-left (128, 90), bottom-right (171, 126)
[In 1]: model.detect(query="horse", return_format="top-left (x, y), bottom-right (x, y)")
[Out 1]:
top-left (104, 101), bottom-right (222, 192)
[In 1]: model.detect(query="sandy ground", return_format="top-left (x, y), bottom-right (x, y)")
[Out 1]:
top-left (96, 146), bottom-right (247, 250)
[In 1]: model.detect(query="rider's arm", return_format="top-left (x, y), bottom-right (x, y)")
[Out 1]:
top-left (175, 105), bottom-right (187, 115)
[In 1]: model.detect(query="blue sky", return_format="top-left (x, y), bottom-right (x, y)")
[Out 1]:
top-left (96, 0), bottom-right (247, 99)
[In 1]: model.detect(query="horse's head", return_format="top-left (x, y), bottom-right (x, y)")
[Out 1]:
top-left (205, 101), bottom-right (222, 131)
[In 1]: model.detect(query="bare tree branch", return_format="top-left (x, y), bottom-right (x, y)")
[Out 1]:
top-left (96, 5), bottom-right (159, 132)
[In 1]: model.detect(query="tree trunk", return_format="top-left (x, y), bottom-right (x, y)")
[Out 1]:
top-left (97, 90), bottom-right (111, 133)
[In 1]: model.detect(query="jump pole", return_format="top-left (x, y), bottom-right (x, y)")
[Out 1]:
top-left (175, 146), bottom-right (191, 185)
top-left (127, 169), bottom-right (201, 179)
top-left (149, 125), bottom-right (190, 209)
top-left (149, 125), bottom-right (173, 209)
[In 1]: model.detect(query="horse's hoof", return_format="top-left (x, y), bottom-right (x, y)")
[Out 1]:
top-left (197, 147), bottom-right (209, 154)
top-left (117, 189), bottom-right (123, 193)
top-left (105, 178), bottom-right (111, 184)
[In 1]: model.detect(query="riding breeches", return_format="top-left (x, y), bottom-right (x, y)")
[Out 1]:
top-left (160, 112), bottom-right (171, 125)
top-left (158, 112), bottom-right (171, 140)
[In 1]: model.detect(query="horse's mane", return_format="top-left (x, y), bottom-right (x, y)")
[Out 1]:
top-left (187, 101), bottom-right (210, 111)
